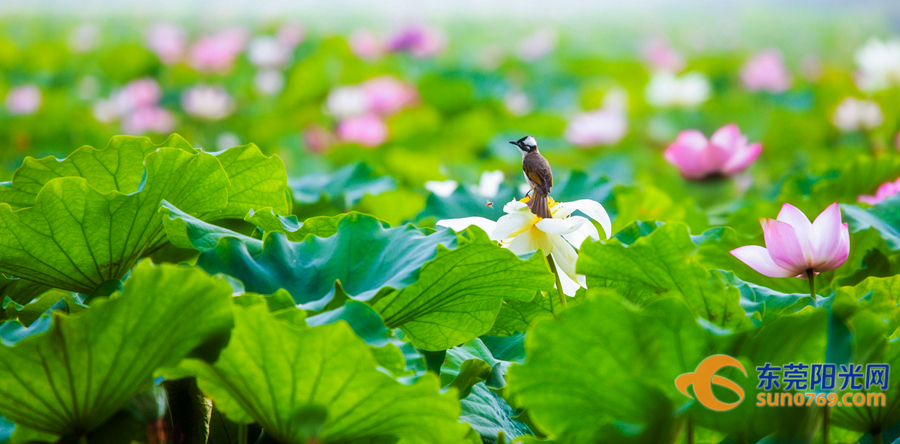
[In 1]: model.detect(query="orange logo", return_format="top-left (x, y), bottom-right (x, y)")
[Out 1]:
top-left (675, 354), bottom-right (747, 411)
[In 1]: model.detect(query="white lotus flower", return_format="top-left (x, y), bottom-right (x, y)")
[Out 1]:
top-left (438, 197), bottom-right (612, 296)
top-left (854, 37), bottom-right (900, 92)
top-left (645, 71), bottom-right (711, 108)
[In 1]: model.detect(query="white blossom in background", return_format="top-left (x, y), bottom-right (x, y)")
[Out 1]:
top-left (425, 180), bottom-right (458, 197)
top-left (69, 23), bottom-right (100, 53)
top-left (217, 133), bottom-right (241, 150)
top-left (326, 85), bottom-right (369, 119)
top-left (5, 85), bottom-right (42, 115)
top-left (517, 28), bottom-right (558, 62)
top-left (504, 90), bottom-right (533, 116)
top-left (254, 69), bottom-right (286, 96)
top-left (645, 71), bottom-right (711, 108)
top-left (181, 85), bottom-right (235, 120)
top-left (248, 36), bottom-right (292, 68)
top-left (473, 171), bottom-right (504, 198)
top-left (832, 97), bottom-right (883, 131)
top-left (854, 37), bottom-right (900, 92)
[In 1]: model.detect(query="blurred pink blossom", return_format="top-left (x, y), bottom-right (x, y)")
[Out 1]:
top-left (326, 77), bottom-right (417, 119)
top-left (642, 38), bottom-right (685, 73)
top-left (189, 27), bottom-right (249, 73)
top-left (517, 28), bottom-right (558, 62)
top-left (121, 106), bottom-right (175, 135)
top-left (146, 23), bottom-right (187, 64)
top-left (664, 124), bottom-right (762, 180)
top-left (337, 114), bottom-right (388, 147)
top-left (248, 36), bottom-right (292, 68)
top-left (361, 76), bottom-right (418, 114)
top-left (731, 203), bottom-right (849, 278)
top-left (832, 97), bottom-right (882, 132)
top-left (122, 78), bottom-right (161, 109)
top-left (5, 85), bottom-right (42, 115)
top-left (740, 49), bottom-right (791, 93)
top-left (303, 124), bottom-right (334, 153)
top-left (564, 90), bottom-right (629, 147)
top-left (349, 29), bottom-right (386, 60)
top-left (276, 22), bottom-right (305, 48)
top-left (387, 24), bottom-right (446, 58)
top-left (858, 177), bottom-right (900, 205)
top-left (181, 85), bottom-right (235, 120)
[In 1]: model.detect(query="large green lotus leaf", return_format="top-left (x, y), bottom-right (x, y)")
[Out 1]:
top-left (487, 289), bottom-right (587, 337)
top-left (0, 135), bottom-right (289, 221)
top-left (442, 339), bottom-right (532, 441)
top-left (0, 262), bottom-right (234, 438)
top-left (174, 303), bottom-right (468, 444)
top-left (0, 148), bottom-right (229, 293)
top-left (202, 144), bottom-right (291, 220)
top-left (0, 134), bottom-right (193, 209)
top-left (370, 227), bottom-right (554, 351)
top-left (577, 222), bottom-right (748, 330)
top-left (289, 161), bottom-right (396, 209)
top-left (507, 291), bottom-right (711, 443)
top-left (0, 276), bottom-right (49, 312)
top-left (610, 185), bottom-right (708, 234)
top-left (195, 213), bottom-right (458, 310)
top-left (245, 209), bottom-right (357, 241)
top-left (160, 202), bottom-right (263, 254)
top-left (688, 307), bottom-right (828, 440)
top-left (780, 156), bottom-right (900, 211)
top-left (713, 270), bottom-right (820, 325)
top-left (842, 194), bottom-right (900, 250)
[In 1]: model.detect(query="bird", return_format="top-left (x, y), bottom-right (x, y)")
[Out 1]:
top-left (509, 135), bottom-right (553, 219)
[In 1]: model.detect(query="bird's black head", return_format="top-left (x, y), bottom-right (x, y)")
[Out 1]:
top-left (509, 135), bottom-right (538, 154)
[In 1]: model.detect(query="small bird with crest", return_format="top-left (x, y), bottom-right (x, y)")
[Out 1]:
top-left (509, 135), bottom-right (553, 219)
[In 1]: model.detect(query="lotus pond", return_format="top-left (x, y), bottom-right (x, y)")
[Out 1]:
top-left (1, 7), bottom-right (900, 444)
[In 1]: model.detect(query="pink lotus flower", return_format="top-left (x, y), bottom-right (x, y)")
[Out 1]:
top-left (517, 28), bottom-right (558, 62)
top-left (858, 177), bottom-right (900, 205)
top-left (5, 85), bottom-right (42, 115)
top-left (731, 203), bottom-right (849, 278)
top-left (664, 124), bottom-right (762, 179)
top-left (121, 78), bottom-right (161, 110)
top-left (387, 24), bottom-right (446, 58)
top-left (642, 38), bottom-right (685, 73)
top-left (121, 106), bottom-right (175, 135)
top-left (146, 23), bottom-right (187, 64)
top-left (564, 108), bottom-right (627, 147)
top-left (349, 29), bottom-right (386, 60)
top-left (337, 114), bottom-right (387, 148)
top-left (361, 76), bottom-right (418, 114)
top-left (189, 27), bottom-right (249, 73)
top-left (181, 85), bottom-right (235, 120)
top-left (740, 49), bottom-right (791, 93)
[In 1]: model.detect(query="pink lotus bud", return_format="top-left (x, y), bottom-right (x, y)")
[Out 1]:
top-left (181, 85), bottom-right (235, 120)
top-left (189, 27), bottom-right (249, 73)
top-left (387, 24), bottom-right (446, 58)
top-left (740, 49), bottom-right (791, 93)
top-left (349, 29), bottom-right (386, 60)
top-left (731, 203), bottom-right (849, 278)
top-left (361, 76), bottom-right (417, 115)
top-left (858, 177), bottom-right (900, 205)
top-left (336, 114), bottom-right (387, 148)
top-left (5, 85), bottom-right (42, 115)
top-left (303, 124), bottom-right (334, 154)
top-left (664, 124), bottom-right (762, 180)
top-left (121, 106), bottom-right (175, 135)
top-left (276, 22), bottom-right (305, 49)
top-left (641, 38), bottom-right (685, 73)
top-left (146, 23), bottom-right (187, 64)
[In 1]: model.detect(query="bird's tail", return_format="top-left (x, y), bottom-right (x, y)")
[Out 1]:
top-left (529, 191), bottom-right (552, 219)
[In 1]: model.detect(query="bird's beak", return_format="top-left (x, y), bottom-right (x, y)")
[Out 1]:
top-left (508, 141), bottom-right (517, 146)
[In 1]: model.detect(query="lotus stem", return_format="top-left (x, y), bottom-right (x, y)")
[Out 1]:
top-left (873, 432), bottom-right (883, 444)
top-left (806, 269), bottom-right (816, 299)
top-left (546, 254), bottom-right (567, 308)
top-left (822, 405), bottom-right (830, 444)
top-left (238, 424), bottom-right (248, 444)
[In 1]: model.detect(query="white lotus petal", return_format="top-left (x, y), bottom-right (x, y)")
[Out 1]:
top-left (425, 179), bottom-right (458, 197)
top-left (562, 219), bottom-right (600, 248)
top-left (553, 199), bottom-right (612, 239)
top-left (492, 211), bottom-right (537, 241)
top-left (506, 227), bottom-right (552, 257)
top-left (535, 216), bottom-right (587, 236)
top-left (477, 170), bottom-right (504, 198)
top-left (503, 199), bottom-right (529, 213)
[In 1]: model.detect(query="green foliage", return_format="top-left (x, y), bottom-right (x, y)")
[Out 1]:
top-left (171, 303), bottom-right (469, 444)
